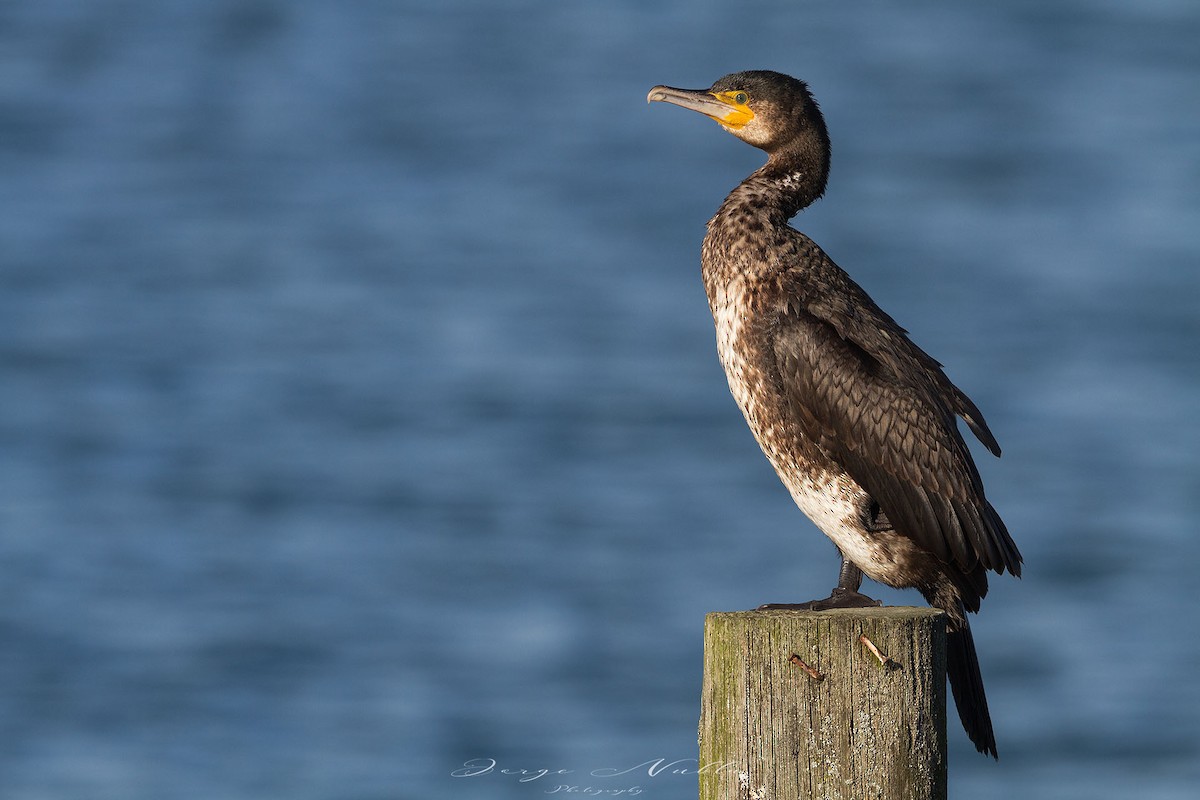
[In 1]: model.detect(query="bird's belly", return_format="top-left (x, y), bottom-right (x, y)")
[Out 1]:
top-left (776, 466), bottom-right (913, 587)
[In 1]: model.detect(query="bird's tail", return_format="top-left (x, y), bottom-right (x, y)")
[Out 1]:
top-left (946, 612), bottom-right (998, 759)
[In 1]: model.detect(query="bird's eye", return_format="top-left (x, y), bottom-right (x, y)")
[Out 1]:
top-left (734, 92), bottom-right (748, 105)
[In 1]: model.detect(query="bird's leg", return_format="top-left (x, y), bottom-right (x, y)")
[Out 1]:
top-left (758, 555), bottom-right (882, 611)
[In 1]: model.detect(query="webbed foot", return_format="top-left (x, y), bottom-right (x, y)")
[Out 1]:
top-left (757, 587), bottom-right (882, 611)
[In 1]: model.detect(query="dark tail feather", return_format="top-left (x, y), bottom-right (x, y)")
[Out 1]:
top-left (947, 615), bottom-right (998, 759)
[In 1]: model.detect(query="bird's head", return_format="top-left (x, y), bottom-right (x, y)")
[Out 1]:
top-left (648, 70), bottom-right (831, 196)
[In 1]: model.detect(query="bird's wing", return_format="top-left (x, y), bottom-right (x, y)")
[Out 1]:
top-left (769, 269), bottom-right (1021, 577)
top-left (795, 248), bottom-right (1002, 458)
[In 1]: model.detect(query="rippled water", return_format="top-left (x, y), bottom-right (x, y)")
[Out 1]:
top-left (1, 1), bottom-right (1197, 798)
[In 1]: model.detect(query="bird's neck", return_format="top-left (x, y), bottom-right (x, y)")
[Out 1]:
top-left (703, 150), bottom-right (827, 293)
top-left (715, 154), bottom-right (826, 230)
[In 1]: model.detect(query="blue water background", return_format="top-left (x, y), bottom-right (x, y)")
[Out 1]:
top-left (1, 1), bottom-right (1198, 797)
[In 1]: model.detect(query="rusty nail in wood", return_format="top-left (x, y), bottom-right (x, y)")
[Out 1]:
top-left (859, 634), bottom-right (897, 668)
top-left (788, 653), bottom-right (825, 681)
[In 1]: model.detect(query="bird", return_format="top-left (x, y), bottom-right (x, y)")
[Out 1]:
top-left (647, 70), bottom-right (1021, 758)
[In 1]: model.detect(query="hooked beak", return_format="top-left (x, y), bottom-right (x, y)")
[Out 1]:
top-left (647, 85), bottom-right (754, 128)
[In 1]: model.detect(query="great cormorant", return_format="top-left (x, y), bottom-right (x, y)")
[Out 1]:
top-left (648, 70), bottom-right (1021, 758)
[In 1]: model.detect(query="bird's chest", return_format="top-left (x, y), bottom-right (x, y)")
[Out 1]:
top-left (708, 278), bottom-right (772, 427)
top-left (702, 218), bottom-right (788, 424)
top-left (707, 276), bottom-right (805, 477)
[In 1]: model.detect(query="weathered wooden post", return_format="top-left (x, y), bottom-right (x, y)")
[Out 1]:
top-left (699, 607), bottom-right (947, 800)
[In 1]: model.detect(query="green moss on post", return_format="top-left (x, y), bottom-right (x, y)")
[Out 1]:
top-left (699, 607), bottom-right (947, 800)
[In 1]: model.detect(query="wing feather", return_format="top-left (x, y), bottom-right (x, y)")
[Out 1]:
top-left (768, 244), bottom-right (1021, 578)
